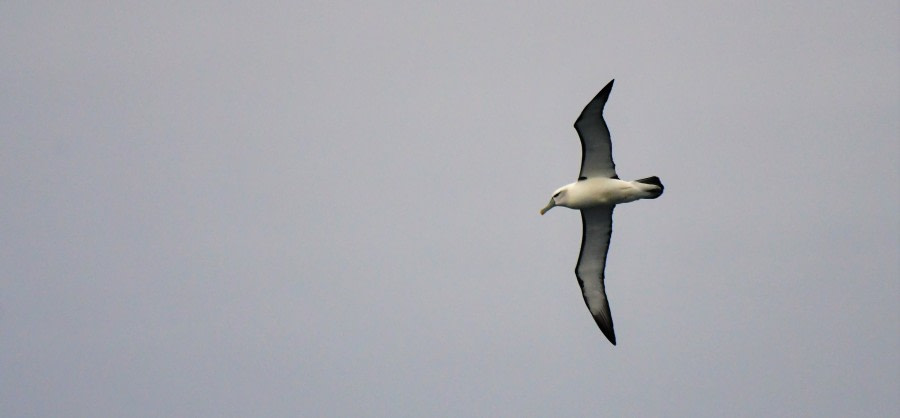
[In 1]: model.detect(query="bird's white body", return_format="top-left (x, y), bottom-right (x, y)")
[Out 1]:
top-left (552, 178), bottom-right (659, 209)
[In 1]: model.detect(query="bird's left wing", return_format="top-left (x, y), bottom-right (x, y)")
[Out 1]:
top-left (574, 80), bottom-right (617, 179)
top-left (575, 205), bottom-right (617, 345)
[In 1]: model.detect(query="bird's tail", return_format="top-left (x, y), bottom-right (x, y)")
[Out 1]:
top-left (634, 176), bottom-right (664, 199)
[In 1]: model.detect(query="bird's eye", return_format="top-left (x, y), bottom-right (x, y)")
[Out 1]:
top-left (553, 192), bottom-right (561, 198)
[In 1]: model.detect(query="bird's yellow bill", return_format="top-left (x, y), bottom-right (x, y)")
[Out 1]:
top-left (540, 199), bottom-right (556, 215)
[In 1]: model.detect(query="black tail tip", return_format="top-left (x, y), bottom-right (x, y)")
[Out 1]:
top-left (636, 176), bottom-right (664, 198)
top-left (635, 176), bottom-right (662, 187)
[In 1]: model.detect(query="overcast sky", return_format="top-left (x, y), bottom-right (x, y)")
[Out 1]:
top-left (2, 2), bottom-right (898, 417)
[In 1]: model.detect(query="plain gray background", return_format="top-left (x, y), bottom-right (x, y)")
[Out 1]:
top-left (2, 2), bottom-right (897, 417)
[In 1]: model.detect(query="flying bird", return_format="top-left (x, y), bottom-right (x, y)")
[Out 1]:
top-left (540, 80), bottom-right (663, 345)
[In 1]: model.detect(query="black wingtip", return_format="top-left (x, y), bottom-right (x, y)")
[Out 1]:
top-left (598, 79), bottom-right (614, 98)
top-left (601, 325), bottom-right (617, 345)
top-left (574, 79), bottom-right (617, 128)
top-left (602, 79), bottom-right (614, 91)
top-left (592, 314), bottom-right (617, 345)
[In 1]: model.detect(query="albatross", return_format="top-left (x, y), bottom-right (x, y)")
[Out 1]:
top-left (540, 80), bottom-right (663, 345)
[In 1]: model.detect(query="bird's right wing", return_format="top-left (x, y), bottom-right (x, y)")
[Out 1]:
top-left (576, 205), bottom-right (617, 345)
top-left (574, 80), bottom-right (618, 179)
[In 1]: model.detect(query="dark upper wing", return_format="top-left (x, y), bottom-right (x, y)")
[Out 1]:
top-left (575, 205), bottom-right (617, 345)
top-left (574, 80), bottom-right (617, 179)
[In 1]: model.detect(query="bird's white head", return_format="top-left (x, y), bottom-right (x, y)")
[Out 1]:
top-left (540, 185), bottom-right (571, 215)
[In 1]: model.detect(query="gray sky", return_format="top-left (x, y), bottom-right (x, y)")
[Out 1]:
top-left (2, 2), bottom-right (898, 417)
